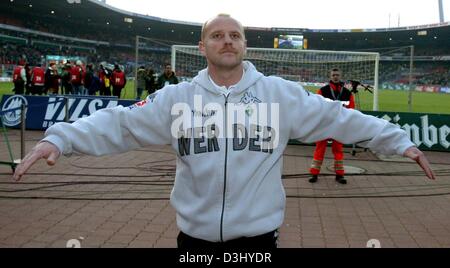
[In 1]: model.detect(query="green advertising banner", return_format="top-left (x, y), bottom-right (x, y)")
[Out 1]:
top-left (289, 111), bottom-right (450, 152)
top-left (364, 111), bottom-right (450, 152)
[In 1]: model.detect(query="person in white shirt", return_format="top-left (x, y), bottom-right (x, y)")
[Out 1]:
top-left (13, 14), bottom-right (435, 249)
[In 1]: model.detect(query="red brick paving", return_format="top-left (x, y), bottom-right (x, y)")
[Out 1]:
top-left (1, 129), bottom-right (450, 248)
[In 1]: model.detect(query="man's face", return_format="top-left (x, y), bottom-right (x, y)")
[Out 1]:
top-left (199, 16), bottom-right (247, 70)
top-left (164, 65), bottom-right (172, 76)
top-left (330, 71), bottom-right (341, 83)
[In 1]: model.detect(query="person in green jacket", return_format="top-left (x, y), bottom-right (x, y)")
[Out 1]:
top-left (136, 66), bottom-right (147, 100)
top-left (157, 63), bottom-right (179, 89)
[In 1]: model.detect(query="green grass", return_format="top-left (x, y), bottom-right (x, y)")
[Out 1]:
top-left (1, 82), bottom-right (450, 114)
top-left (304, 86), bottom-right (450, 114)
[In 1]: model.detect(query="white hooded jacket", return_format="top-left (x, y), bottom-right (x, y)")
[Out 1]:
top-left (43, 61), bottom-right (414, 242)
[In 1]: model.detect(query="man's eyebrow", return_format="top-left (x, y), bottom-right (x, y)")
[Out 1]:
top-left (209, 30), bottom-right (223, 35)
top-left (209, 30), bottom-right (241, 35)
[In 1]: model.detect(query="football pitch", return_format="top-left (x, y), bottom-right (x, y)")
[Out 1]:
top-left (1, 82), bottom-right (449, 114)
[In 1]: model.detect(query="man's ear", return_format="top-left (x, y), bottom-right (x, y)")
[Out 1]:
top-left (199, 41), bottom-right (206, 56)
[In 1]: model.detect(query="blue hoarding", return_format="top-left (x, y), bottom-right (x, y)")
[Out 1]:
top-left (0, 95), bottom-right (135, 130)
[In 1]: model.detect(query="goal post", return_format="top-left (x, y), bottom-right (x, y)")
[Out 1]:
top-left (172, 45), bottom-right (380, 111)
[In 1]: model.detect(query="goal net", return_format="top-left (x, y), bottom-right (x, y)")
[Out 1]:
top-left (171, 45), bottom-right (380, 111)
top-left (134, 35), bottom-right (173, 99)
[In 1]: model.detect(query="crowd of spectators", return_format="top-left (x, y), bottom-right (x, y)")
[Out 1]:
top-left (1, 13), bottom-right (449, 89)
top-left (1, 41), bottom-right (171, 77)
top-left (379, 62), bottom-right (449, 87)
top-left (2, 37), bottom-right (448, 88)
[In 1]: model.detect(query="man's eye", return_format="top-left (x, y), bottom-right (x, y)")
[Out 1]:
top-left (231, 34), bottom-right (241, 39)
top-left (212, 34), bottom-right (222, 39)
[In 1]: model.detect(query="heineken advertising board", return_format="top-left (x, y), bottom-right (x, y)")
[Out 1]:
top-left (365, 111), bottom-right (449, 152)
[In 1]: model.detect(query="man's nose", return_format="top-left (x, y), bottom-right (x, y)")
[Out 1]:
top-left (224, 34), bottom-right (233, 44)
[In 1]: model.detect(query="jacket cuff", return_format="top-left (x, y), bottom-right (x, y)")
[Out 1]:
top-left (41, 135), bottom-right (67, 156)
top-left (397, 142), bottom-right (416, 156)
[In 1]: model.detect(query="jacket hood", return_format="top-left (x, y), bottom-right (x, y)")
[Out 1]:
top-left (193, 61), bottom-right (264, 96)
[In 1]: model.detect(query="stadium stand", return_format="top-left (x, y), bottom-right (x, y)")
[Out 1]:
top-left (0, 0), bottom-right (448, 89)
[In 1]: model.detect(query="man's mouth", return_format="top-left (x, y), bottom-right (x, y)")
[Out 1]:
top-left (220, 50), bottom-right (236, 54)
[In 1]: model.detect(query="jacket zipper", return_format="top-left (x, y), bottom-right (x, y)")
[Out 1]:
top-left (220, 94), bottom-right (229, 242)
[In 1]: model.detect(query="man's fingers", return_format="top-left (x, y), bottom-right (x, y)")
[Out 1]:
top-left (403, 146), bottom-right (436, 180)
top-left (45, 151), bottom-right (59, 166)
top-left (415, 154), bottom-right (435, 180)
top-left (417, 155), bottom-right (436, 180)
top-left (13, 151), bottom-right (41, 181)
top-left (12, 142), bottom-right (60, 181)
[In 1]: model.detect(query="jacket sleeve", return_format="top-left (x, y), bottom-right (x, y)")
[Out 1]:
top-left (287, 82), bottom-right (414, 156)
top-left (42, 86), bottom-right (176, 156)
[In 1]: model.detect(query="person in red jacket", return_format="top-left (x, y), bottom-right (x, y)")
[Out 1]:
top-left (30, 64), bottom-right (45, 95)
top-left (309, 68), bottom-right (355, 184)
top-left (71, 61), bottom-right (84, 95)
top-left (111, 64), bottom-right (126, 98)
top-left (12, 63), bottom-right (26, 94)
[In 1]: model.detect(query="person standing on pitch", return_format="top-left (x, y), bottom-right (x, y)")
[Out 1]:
top-left (30, 64), bottom-right (45, 95)
top-left (309, 68), bottom-right (354, 184)
top-left (157, 63), bottom-right (179, 89)
top-left (111, 64), bottom-right (126, 98)
top-left (136, 65), bottom-right (147, 100)
top-left (12, 61), bottom-right (26, 95)
top-left (13, 14), bottom-right (435, 249)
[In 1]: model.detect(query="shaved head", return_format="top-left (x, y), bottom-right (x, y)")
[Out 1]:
top-left (198, 13), bottom-right (247, 86)
top-left (201, 14), bottom-right (246, 41)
